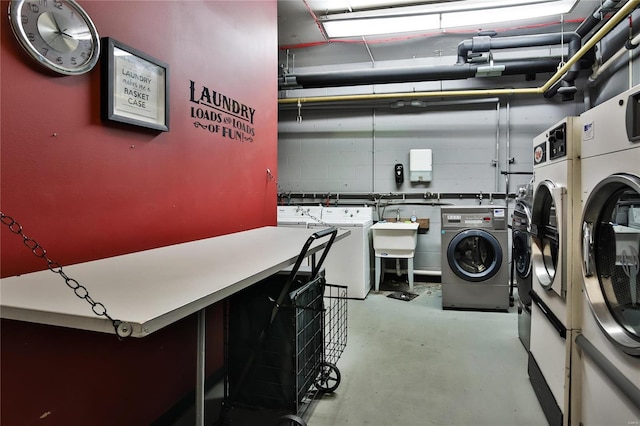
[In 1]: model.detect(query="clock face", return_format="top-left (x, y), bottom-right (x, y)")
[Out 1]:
top-left (8, 0), bottom-right (100, 75)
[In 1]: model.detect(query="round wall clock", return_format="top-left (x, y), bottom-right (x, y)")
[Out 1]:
top-left (8, 0), bottom-right (100, 75)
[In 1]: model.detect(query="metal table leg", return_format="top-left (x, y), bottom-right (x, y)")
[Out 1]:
top-left (196, 309), bottom-right (206, 426)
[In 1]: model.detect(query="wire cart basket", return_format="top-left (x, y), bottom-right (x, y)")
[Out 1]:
top-left (218, 227), bottom-right (348, 426)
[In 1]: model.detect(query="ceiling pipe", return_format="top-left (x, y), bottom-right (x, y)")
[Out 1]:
top-left (286, 57), bottom-right (570, 89)
top-left (281, 30), bottom-right (586, 92)
top-left (542, 0), bottom-right (639, 92)
top-left (577, 0), bottom-right (626, 37)
top-left (543, 1), bottom-right (628, 98)
top-left (278, 96), bottom-right (501, 111)
top-left (280, 45), bottom-right (578, 90)
top-left (589, 24), bottom-right (640, 85)
top-left (600, 9), bottom-right (640, 62)
top-left (456, 32), bottom-right (588, 100)
top-left (278, 0), bottom-right (640, 106)
top-left (456, 32), bottom-right (581, 64)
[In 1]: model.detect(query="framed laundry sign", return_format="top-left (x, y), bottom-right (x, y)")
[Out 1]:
top-left (101, 37), bottom-right (169, 131)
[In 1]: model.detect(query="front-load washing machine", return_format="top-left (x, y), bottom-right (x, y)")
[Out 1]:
top-left (574, 85), bottom-right (640, 425)
top-left (513, 183), bottom-right (533, 351)
top-left (441, 205), bottom-right (510, 310)
top-left (528, 117), bottom-right (582, 426)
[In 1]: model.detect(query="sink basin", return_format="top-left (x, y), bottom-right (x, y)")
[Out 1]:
top-left (371, 222), bottom-right (419, 258)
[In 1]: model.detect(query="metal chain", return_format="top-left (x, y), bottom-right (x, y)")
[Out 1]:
top-left (0, 212), bottom-right (131, 338)
top-left (279, 202), bottom-right (349, 230)
top-left (270, 170), bottom-right (346, 229)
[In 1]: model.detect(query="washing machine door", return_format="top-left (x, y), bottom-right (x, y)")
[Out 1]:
top-left (513, 230), bottom-right (531, 279)
top-left (513, 201), bottom-right (533, 280)
top-left (513, 229), bottom-right (532, 304)
top-left (447, 229), bottom-right (503, 282)
top-left (531, 179), bottom-right (566, 298)
top-left (582, 173), bottom-right (640, 356)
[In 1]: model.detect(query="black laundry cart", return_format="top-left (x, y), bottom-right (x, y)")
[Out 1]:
top-left (219, 227), bottom-right (348, 426)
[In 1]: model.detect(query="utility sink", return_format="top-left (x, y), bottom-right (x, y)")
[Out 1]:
top-left (371, 222), bottom-right (419, 258)
top-left (371, 221), bottom-right (419, 292)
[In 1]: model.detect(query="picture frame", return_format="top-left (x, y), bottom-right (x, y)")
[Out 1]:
top-left (101, 37), bottom-right (169, 132)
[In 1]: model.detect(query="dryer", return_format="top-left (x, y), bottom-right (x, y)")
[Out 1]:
top-left (277, 206), bottom-right (324, 269)
top-left (528, 117), bottom-right (582, 426)
top-left (276, 206), bottom-right (322, 228)
top-left (310, 207), bottom-right (373, 299)
top-left (575, 85), bottom-right (640, 425)
top-left (441, 205), bottom-right (510, 311)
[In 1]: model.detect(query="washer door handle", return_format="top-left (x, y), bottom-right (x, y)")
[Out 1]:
top-left (582, 221), bottom-right (594, 277)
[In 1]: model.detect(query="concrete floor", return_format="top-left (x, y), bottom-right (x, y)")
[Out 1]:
top-left (172, 278), bottom-right (546, 426)
top-left (306, 279), bottom-right (546, 426)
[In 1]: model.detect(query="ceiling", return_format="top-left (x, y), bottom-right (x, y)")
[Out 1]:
top-left (277, 0), bottom-right (612, 71)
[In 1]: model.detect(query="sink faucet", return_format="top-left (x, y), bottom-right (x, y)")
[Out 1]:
top-left (396, 208), bottom-right (401, 221)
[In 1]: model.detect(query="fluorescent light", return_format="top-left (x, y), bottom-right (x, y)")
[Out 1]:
top-left (319, 0), bottom-right (578, 38)
top-left (441, 0), bottom-right (578, 28)
top-left (323, 0), bottom-right (558, 15)
top-left (322, 14), bottom-right (440, 38)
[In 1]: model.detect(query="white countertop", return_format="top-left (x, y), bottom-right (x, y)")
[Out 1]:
top-left (0, 226), bottom-right (348, 337)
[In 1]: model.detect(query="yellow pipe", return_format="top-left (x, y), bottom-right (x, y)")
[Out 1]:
top-left (278, 87), bottom-right (540, 104)
top-left (541, 0), bottom-right (640, 92)
top-left (278, 0), bottom-right (640, 105)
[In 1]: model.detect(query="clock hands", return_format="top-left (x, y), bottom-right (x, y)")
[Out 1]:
top-left (38, 11), bottom-right (80, 52)
top-left (51, 13), bottom-right (74, 39)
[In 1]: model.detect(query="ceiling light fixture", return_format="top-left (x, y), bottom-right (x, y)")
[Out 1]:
top-left (320, 0), bottom-right (578, 38)
top-left (322, 14), bottom-right (441, 38)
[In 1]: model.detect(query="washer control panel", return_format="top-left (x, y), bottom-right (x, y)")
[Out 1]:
top-left (442, 208), bottom-right (506, 230)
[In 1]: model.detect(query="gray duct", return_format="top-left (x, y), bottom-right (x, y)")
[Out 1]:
top-left (282, 57), bottom-right (573, 89)
top-left (456, 32), bottom-right (581, 64)
top-left (456, 32), bottom-right (585, 100)
top-left (280, 33), bottom-right (590, 93)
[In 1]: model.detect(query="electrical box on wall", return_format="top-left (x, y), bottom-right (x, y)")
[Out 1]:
top-left (409, 149), bottom-right (432, 183)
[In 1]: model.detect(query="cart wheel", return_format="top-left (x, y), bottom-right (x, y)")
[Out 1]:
top-left (315, 361), bottom-right (341, 393)
top-left (276, 414), bottom-right (307, 426)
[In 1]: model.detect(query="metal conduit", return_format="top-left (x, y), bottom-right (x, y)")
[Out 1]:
top-left (574, 333), bottom-right (640, 412)
top-left (495, 100), bottom-right (501, 193)
top-left (505, 99), bottom-right (512, 198)
top-left (278, 0), bottom-right (640, 106)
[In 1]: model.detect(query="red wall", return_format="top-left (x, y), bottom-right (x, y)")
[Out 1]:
top-left (0, 1), bottom-right (278, 424)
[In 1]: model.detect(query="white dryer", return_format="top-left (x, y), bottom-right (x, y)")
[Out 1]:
top-left (310, 207), bottom-right (373, 299)
top-left (528, 117), bottom-right (582, 426)
top-left (575, 85), bottom-right (640, 425)
top-left (277, 206), bottom-right (324, 269)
